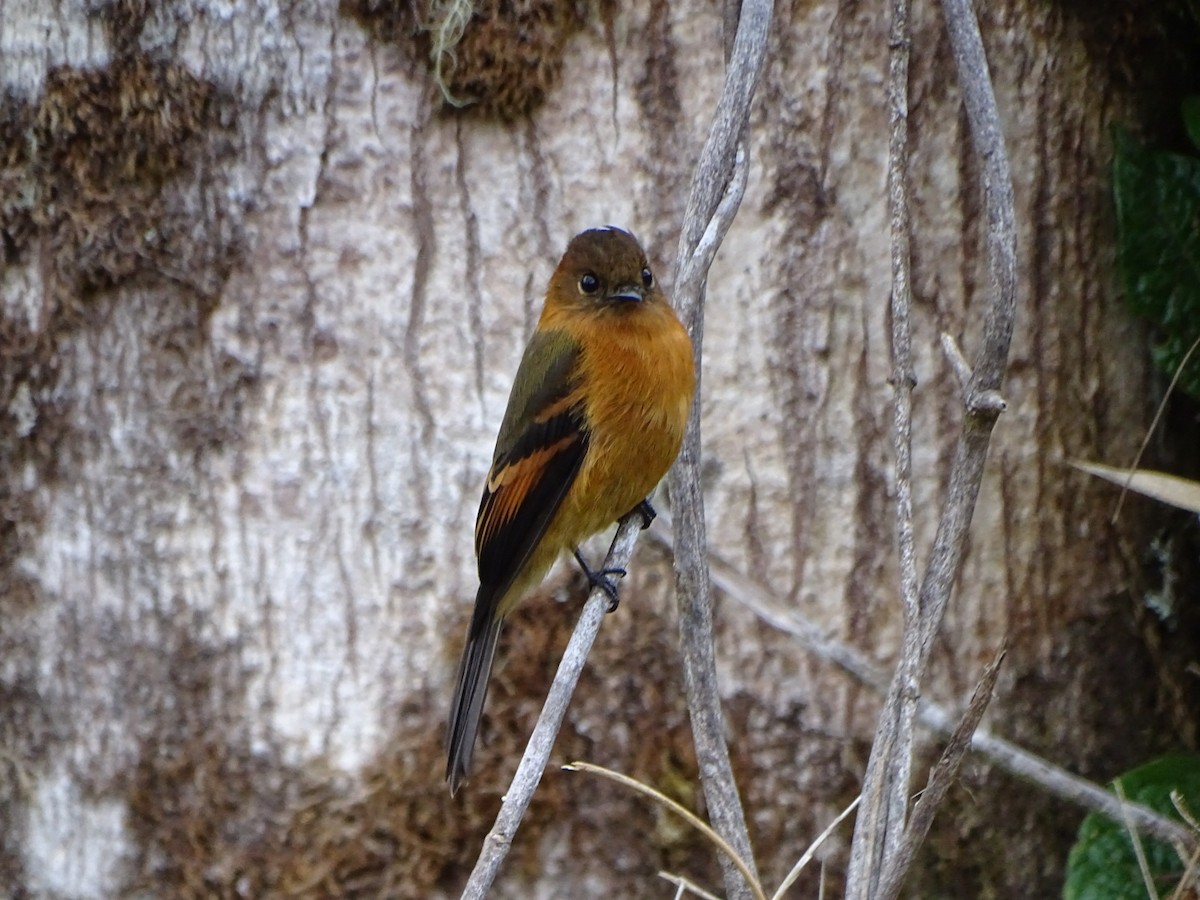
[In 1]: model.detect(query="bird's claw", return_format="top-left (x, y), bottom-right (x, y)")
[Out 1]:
top-left (635, 499), bottom-right (656, 530)
top-left (573, 549), bottom-right (625, 612)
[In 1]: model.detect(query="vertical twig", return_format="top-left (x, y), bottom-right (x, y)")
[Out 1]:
top-left (669, 0), bottom-right (775, 897)
top-left (911, 0), bottom-right (1017, 666)
top-left (846, 0), bottom-right (1018, 890)
top-left (910, 0), bottom-right (1017, 741)
top-left (844, 0), bottom-right (917, 888)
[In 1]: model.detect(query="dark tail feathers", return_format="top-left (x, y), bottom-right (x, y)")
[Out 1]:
top-left (446, 605), bottom-right (503, 796)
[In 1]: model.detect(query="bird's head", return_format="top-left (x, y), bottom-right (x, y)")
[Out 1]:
top-left (547, 226), bottom-right (664, 311)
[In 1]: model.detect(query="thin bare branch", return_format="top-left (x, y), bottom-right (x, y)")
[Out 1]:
top-left (915, 0), bottom-right (1020, 664)
top-left (847, 0), bottom-right (1018, 887)
top-left (668, 0), bottom-right (774, 897)
top-left (886, 0), bottom-right (918, 642)
top-left (676, 145), bottom-right (749, 305)
top-left (647, 523), bottom-right (1198, 851)
top-left (460, 512), bottom-right (644, 899)
top-left (846, 0), bottom-right (919, 884)
top-left (876, 646), bottom-right (1007, 900)
top-left (940, 332), bottom-right (974, 387)
top-left (673, 1), bottom-right (774, 320)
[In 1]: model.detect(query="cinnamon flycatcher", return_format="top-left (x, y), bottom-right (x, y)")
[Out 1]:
top-left (446, 226), bottom-right (695, 795)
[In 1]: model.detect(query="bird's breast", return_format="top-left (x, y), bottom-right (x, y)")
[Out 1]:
top-left (561, 306), bottom-right (695, 538)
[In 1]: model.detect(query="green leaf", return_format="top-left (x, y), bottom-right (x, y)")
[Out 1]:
top-left (1063, 754), bottom-right (1200, 900)
top-left (1112, 129), bottom-right (1200, 399)
top-left (1184, 96), bottom-right (1200, 151)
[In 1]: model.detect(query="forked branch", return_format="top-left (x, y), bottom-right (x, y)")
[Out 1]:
top-left (845, 0), bottom-right (1018, 891)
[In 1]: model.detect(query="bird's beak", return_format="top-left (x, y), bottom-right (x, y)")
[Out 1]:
top-left (606, 284), bottom-right (645, 303)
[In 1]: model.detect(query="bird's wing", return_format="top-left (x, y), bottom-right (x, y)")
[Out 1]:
top-left (473, 328), bottom-right (588, 609)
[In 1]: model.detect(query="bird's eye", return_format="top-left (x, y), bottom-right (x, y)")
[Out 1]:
top-left (579, 272), bottom-right (600, 294)
top-left (641, 267), bottom-right (654, 290)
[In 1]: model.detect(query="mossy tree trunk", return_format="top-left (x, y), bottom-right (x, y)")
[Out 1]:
top-left (1, 1), bottom-right (1194, 897)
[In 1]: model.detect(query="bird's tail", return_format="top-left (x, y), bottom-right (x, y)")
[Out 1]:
top-left (446, 600), bottom-right (503, 796)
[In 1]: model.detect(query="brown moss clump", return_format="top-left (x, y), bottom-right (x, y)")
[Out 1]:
top-left (340, 0), bottom-right (420, 45)
top-left (25, 56), bottom-right (228, 294)
top-left (125, 730), bottom-right (297, 898)
top-left (0, 92), bottom-right (36, 264)
top-left (431, 0), bottom-right (590, 119)
top-left (117, 615), bottom-right (299, 898)
top-left (2, 0), bottom-right (237, 292)
top-left (94, 0), bottom-right (159, 56)
top-left (0, 35), bottom-right (245, 611)
top-left (0, 46), bottom-right (234, 436)
top-left (344, 0), bottom-right (592, 120)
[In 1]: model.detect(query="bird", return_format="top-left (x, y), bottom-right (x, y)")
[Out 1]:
top-left (446, 226), bottom-right (695, 796)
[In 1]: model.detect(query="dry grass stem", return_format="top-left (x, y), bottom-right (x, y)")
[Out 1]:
top-left (659, 870), bottom-right (726, 900)
top-left (566, 760), bottom-right (768, 900)
top-left (1114, 332), bottom-right (1200, 522)
top-left (1116, 779), bottom-right (1162, 900)
top-left (771, 796), bottom-right (861, 900)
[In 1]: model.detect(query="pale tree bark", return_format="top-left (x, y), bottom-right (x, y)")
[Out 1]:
top-left (1, 2), bottom-right (1195, 899)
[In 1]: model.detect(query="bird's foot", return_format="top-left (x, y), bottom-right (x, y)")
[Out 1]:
top-left (573, 549), bottom-right (625, 612)
top-left (634, 499), bottom-right (656, 529)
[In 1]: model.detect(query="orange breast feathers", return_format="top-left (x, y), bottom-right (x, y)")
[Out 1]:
top-left (539, 297), bottom-right (695, 547)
